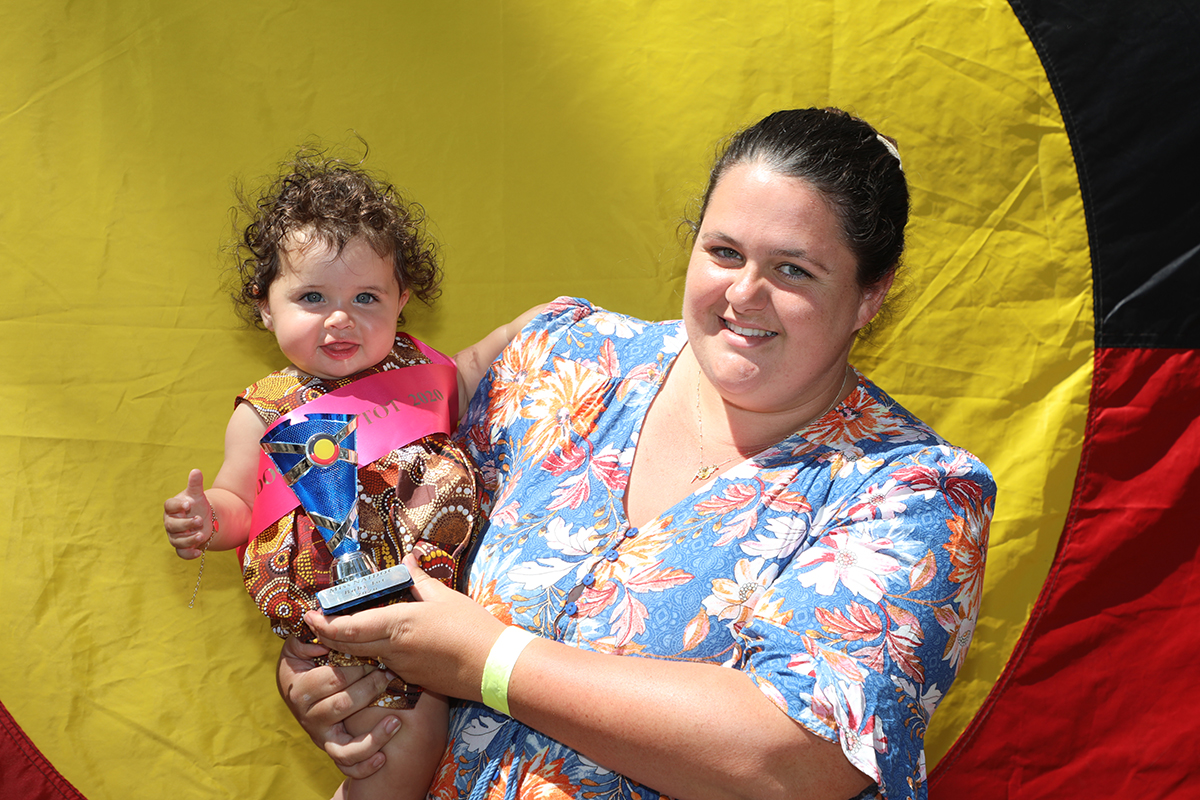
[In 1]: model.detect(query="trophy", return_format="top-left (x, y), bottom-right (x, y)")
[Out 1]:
top-left (261, 412), bottom-right (414, 615)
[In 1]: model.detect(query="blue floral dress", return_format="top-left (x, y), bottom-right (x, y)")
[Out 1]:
top-left (434, 298), bottom-right (995, 800)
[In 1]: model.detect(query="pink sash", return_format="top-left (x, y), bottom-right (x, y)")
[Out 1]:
top-left (249, 344), bottom-right (458, 536)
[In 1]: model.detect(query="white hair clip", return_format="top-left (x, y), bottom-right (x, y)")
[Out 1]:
top-left (877, 134), bottom-right (903, 171)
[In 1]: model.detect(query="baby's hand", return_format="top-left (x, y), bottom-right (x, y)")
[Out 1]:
top-left (164, 469), bottom-right (212, 559)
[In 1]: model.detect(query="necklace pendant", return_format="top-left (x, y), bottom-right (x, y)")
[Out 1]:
top-left (692, 464), bottom-right (719, 483)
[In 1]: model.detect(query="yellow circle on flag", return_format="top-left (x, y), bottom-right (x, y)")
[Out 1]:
top-left (309, 435), bottom-right (338, 466)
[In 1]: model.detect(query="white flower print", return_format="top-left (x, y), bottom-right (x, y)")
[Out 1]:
top-left (793, 530), bottom-right (901, 603)
top-left (891, 675), bottom-right (944, 723)
top-left (933, 602), bottom-right (977, 673)
top-left (661, 328), bottom-right (688, 354)
top-left (825, 447), bottom-right (886, 479)
top-left (742, 515), bottom-right (809, 560)
top-left (460, 714), bottom-right (506, 753)
top-left (829, 679), bottom-right (887, 783)
top-left (507, 556), bottom-right (588, 590)
top-left (544, 516), bottom-right (602, 557)
top-left (846, 478), bottom-right (918, 521)
top-left (702, 558), bottom-right (779, 628)
top-left (506, 518), bottom-right (603, 588)
top-left (593, 312), bottom-right (645, 338)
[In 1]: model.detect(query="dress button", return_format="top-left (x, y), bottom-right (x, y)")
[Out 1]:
top-left (624, 528), bottom-right (637, 538)
top-left (604, 549), bottom-right (619, 562)
top-left (565, 602), bottom-right (578, 616)
top-left (582, 573), bottom-right (595, 587)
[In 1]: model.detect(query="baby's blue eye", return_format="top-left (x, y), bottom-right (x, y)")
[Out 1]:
top-left (301, 291), bottom-right (323, 303)
top-left (355, 292), bottom-right (378, 304)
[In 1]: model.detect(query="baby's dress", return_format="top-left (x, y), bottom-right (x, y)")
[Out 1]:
top-left (238, 333), bottom-right (481, 707)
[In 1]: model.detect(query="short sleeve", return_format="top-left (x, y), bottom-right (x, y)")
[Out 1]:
top-left (739, 445), bottom-right (995, 800)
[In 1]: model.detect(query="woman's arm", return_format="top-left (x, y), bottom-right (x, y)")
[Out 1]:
top-left (508, 635), bottom-right (870, 800)
top-left (305, 557), bottom-right (872, 800)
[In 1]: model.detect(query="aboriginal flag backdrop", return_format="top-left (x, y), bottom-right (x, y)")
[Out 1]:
top-left (1, 1), bottom-right (1196, 798)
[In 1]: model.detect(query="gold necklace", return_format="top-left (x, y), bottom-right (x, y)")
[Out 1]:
top-left (691, 366), bottom-right (852, 484)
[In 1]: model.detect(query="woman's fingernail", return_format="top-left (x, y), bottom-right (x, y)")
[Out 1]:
top-left (385, 716), bottom-right (401, 735)
top-left (370, 753), bottom-right (387, 769)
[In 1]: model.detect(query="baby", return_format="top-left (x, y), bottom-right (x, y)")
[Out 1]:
top-left (164, 147), bottom-right (534, 800)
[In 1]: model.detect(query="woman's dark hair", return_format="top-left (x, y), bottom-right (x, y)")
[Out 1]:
top-left (693, 107), bottom-right (909, 291)
top-left (231, 144), bottom-right (441, 327)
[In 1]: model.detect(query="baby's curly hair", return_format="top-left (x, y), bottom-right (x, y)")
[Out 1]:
top-left (231, 144), bottom-right (441, 327)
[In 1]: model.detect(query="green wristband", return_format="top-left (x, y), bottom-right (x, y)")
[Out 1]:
top-left (480, 626), bottom-right (537, 716)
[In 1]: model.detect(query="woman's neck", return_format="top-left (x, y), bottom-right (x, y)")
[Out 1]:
top-left (684, 348), bottom-right (852, 454)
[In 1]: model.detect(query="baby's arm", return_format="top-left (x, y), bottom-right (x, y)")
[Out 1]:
top-left (163, 402), bottom-right (266, 558)
top-left (453, 303), bottom-right (547, 419)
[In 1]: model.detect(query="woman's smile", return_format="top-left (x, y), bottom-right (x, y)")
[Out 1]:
top-left (721, 318), bottom-right (777, 339)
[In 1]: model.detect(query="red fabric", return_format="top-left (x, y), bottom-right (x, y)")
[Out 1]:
top-left (930, 347), bottom-right (1200, 797)
top-left (0, 699), bottom-right (87, 800)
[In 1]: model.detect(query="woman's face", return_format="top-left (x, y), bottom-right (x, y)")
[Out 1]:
top-left (683, 161), bottom-right (891, 415)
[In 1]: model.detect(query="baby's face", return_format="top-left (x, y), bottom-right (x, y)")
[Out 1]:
top-left (259, 233), bottom-right (409, 379)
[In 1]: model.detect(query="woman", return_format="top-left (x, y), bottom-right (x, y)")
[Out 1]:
top-left (280, 107), bottom-right (996, 800)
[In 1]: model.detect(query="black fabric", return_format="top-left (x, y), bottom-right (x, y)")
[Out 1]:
top-left (1008, 0), bottom-right (1200, 348)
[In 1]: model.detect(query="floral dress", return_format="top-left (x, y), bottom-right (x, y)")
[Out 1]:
top-left (435, 298), bottom-right (995, 800)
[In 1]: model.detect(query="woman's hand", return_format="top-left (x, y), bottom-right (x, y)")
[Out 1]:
top-left (276, 636), bottom-right (399, 778)
top-left (304, 554), bottom-right (506, 701)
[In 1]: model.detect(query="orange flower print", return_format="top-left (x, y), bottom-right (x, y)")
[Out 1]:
top-left (518, 356), bottom-right (610, 461)
top-left (489, 329), bottom-right (552, 430)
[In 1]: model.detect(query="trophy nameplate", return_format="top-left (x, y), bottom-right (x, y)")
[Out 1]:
top-left (316, 563), bottom-right (414, 615)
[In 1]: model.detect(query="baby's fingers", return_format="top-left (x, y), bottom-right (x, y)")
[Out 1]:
top-left (164, 518), bottom-right (207, 559)
top-left (163, 495), bottom-right (194, 515)
top-left (163, 512), bottom-right (203, 536)
top-left (172, 545), bottom-right (205, 561)
top-left (325, 716), bottom-right (399, 778)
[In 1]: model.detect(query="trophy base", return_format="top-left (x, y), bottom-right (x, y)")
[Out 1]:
top-left (317, 564), bottom-right (414, 616)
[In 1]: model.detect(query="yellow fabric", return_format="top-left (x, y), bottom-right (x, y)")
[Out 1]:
top-left (1, 0), bottom-right (1090, 795)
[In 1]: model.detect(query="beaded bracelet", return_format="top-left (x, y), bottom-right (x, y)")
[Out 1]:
top-left (480, 626), bottom-right (537, 716)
